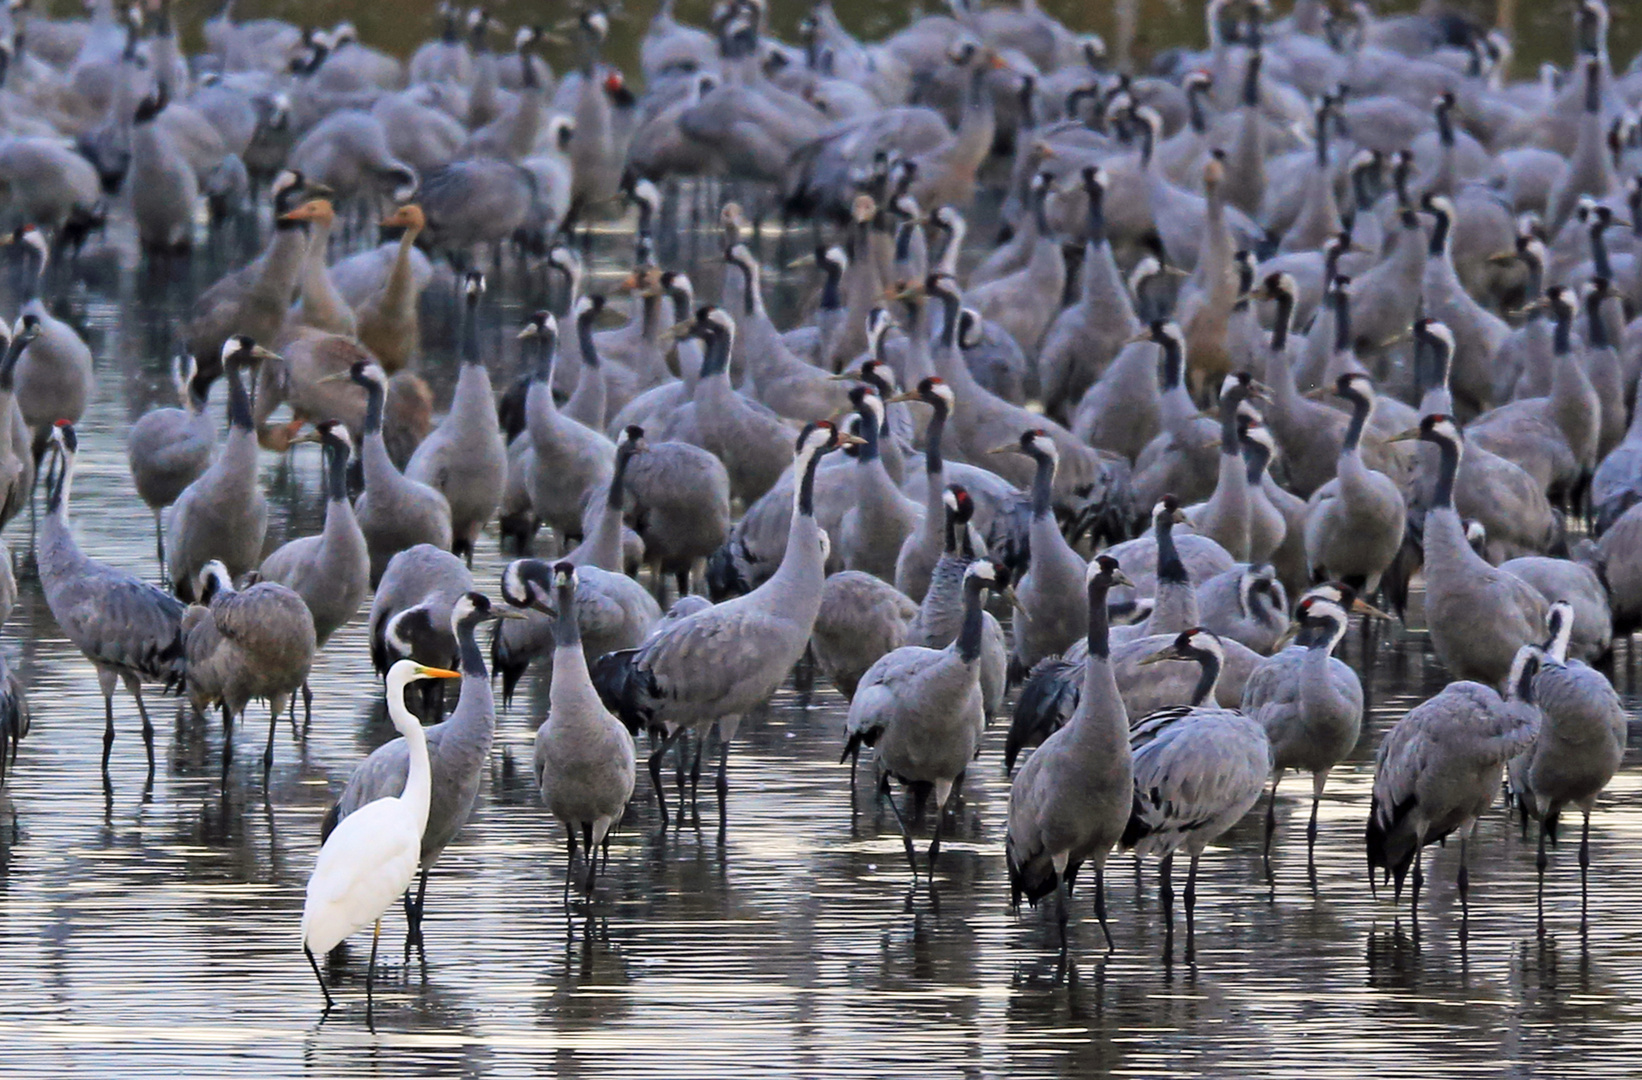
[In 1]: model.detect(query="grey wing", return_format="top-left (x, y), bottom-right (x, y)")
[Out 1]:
top-left (1239, 649), bottom-right (1302, 714)
top-left (638, 606), bottom-right (806, 713)
top-left (59, 576), bottom-right (187, 684)
top-left (335, 736), bottom-right (414, 819)
top-left (847, 646), bottom-right (944, 741)
top-left (1131, 714), bottom-right (1271, 830)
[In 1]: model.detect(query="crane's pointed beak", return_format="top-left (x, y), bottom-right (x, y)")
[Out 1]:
top-left (1352, 597), bottom-right (1393, 619)
top-left (1274, 622), bottom-right (1300, 650)
top-left (1387, 426), bottom-right (1421, 443)
top-left (1138, 647), bottom-right (1181, 666)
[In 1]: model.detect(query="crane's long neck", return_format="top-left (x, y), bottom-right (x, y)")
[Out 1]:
top-left (1431, 436), bottom-right (1459, 509)
top-left (1343, 393), bottom-right (1370, 453)
top-left (553, 580), bottom-right (581, 648)
top-left (1587, 293), bottom-right (1612, 349)
top-left (226, 364), bottom-right (254, 432)
top-left (1426, 208), bottom-right (1450, 257)
top-left (1331, 288), bottom-right (1351, 353)
top-left (700, 325), bottom-right (732, 379)
top-left (577, 312), bottom-right (601, 369)
top-left (1553, 304), bottom-right (1573, 355)
top-left (325, 439), bottom-right (349, 502)
top-left (360, 376), bottom-right (384, 435)
top-left (1189, 649), bottom-right (1222, 707)
top-left (1029, 449), bottom-right (1054, 519)
top-left (956, 576), bottom-right (985, 663)
top-left (1084, 181), bottom-right (1106, 245)
top-left (924, 401), bottom-right (946, 477)
top-left (1157, 515), bottom-right (1185, 585)
top-left (0, 337), bottom-right (22, 395)
top-left (1270, 288), bottom-right (1293, 352)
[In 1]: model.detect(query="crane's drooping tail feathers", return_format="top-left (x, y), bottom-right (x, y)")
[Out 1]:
top-left (705, 539), bottom-right (752, 601)
top-left (1005, 654), bottom-right (1078, 774)
top-left (491, 625), bottom-right (528, 710)
top-left (1365, 790), bottom-right (1419, 892)
top-left (590, 648), bottom-right (650, 735)
top-left (1006, 841), bottom-right (1069, 909)
top-left (319, 801), bottom-right (340, 845)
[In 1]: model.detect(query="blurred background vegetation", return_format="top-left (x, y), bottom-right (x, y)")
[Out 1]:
top-left (62, 0), bottom-right (1642, 80)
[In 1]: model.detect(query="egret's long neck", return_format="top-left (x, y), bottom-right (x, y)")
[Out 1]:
top-left (389, 676), bottom-right (434, 829)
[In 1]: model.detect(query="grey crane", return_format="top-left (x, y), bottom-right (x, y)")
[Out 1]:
top-left (1181, 373), bottom-right (1271, 562)
top-left (842, 560), bottom-right (1003, 887)
top-left (7, 226), bottom-right (93, 458)
top-left (620, 426), bottom-right (731, 601)
top-left (492, 556), bottom-right (660, 710)
top-left (1367, 646), bottom-right (1543, 928)
top-left (907, 485), bottom-right (1007, 725)
top-left (1303, 374), bottom-right (1406, 595)
top-left (182, 560), bottom-right (315, 776)
top-left (681, 306), bottom-right (798, 506)
top-left (518, 311), bottom-right (617, 548)
top-left (324, 591), bottom-right (518, 958)
top-left (812, 569), bottom-right (917, 709)
top-left (1242, 587), bottom-right (1365, 869)
top-left (405, 272), bottom-right (506, 566)
top-left (593, 422), bottom-right (856, 834)
top-left (328, 360), bottom-right (452, 587)
top-left (533, 562), bottom-right (637, 913)
top-left (1509, 602), bottom-right (1627, 935)
top-left (838, 385), bottom-right (920, 581)
top-left (0, 536), bottom-right (24, 791)
top-left (127, 354), bottom-right (215, 573)
top-left (257, 422), bottom-right (368, 726)
top-left (1125, 629), bottom-right (1272, 961)
top-left (368, 544), bottom-right (474, 721)
top-left (166, 337), bottom-right (271, 601)
top-left (1006, 554), bottom-right (1134, 957)
top-left (1194, 562), bottom-right (1290, 656)
top-left (0, 320), bottom-right (38, 535)
top-left (992, 429), bottom-right (1087, 678)
top-left (1390, 415), bottom-right (1548, 685)
top-left (38, 422), bottom-right (186, 784)
top-left (890, 376), bottom-right (957, 603)
top-left (1110, 496), bottom-right (1197, 650)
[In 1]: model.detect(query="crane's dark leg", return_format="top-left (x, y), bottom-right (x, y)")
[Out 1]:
top-left (926, 796), bottom-right (946, 873)
top-left (1537, 816), bottom-right (1549, 936)
top-left (1056, 873), bottom-right (1071, 960)
top-left (1262, 774), bottom-right (1280, 878)
top-left (130, 682), bottom-right (156, 778)
top-left (563, 823), bottom-right (577, 915)
top-left (675, 569), bottom-right (689, 601)
top-left (302, 681), bottom-right (314, 735)
top-left (99, 690), bottom-right (117, 777)
top-left (263, 701), bottom-right (279, 772)
top-left (673, 729), bottom-right (690, 826)
top-left (1094, 865), bottom-right (1114, 955)
top-left (1307, 772), bottom-right (1326, 867)
top-left (221, 704), bottom-right (234, 780)
top-left (1159, 854), bottom-right (1176, 962)
top-left (305, 944), bottom-right (334, 1012)
top-left (403, 867), bottom-right (429, 962)
top-left (583, 822), bottom-right (597, 894)
top-left (366, 918), bottom-right (381, 1023)
top-left (1579, 811), bottom-right (1592, 935)
top-left (690, 734), bottom-right (703, 803)
top-left (715, 734), bottom-right (732, 837)
top-left (647, 728), bottom-right (682, 827)
top-left (1457, 835), bottom-right (1470, 942)
top-left (1410, 845), bottom-right (1424, 931)
top-left (153, 510), bottom-right (165, 576)
top-left (1184, 854), bottom-right (1199, 964)
top-left (884, 784), bottom-right (920, 884)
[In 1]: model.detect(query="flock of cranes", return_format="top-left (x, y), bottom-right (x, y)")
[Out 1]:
top-left (0, 0), bottom-right (1636, 1017)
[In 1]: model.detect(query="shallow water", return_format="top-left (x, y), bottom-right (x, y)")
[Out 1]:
top-left (0, 201), bottom-right (1639, 1078)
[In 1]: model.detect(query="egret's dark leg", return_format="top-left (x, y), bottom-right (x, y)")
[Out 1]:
top-left (1184, 854), bottom-right (1200, 963)
top-left (1094, 865), bottom-right (1114, 955)
top-left (1537, 816), bottom-right (1549, 936)
top-left (403, 867), bottom-right (429, 961)
top-left (305, 944), bottom-right (334, 1012)
top-left (647, 728), bottom-right (682, 826)
top-left (1160, 854), bottom-right (1176, 961)
top-left (884, 785), bottom-right (920, 883)
top-left (1579, 811), bottom-right (1592, 934)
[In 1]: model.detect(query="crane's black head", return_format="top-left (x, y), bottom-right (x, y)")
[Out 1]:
top-left (1335, 372), bottom-right (1375, 404)
top-left (943, 483), bottom-right (974, 522)
top-left (619, 424), bottom-right (647, 453)
top-left (1153, 493), bottom-right (1186, 527)
top-left (197, 560), bottom-right (234, 606)
top-left (500, 558), bottom-right (553, 612)
top-left (12, 314), bottom-right (40, 349)
top-left (1143, 627), bottom-right (1225, 668)
top-left (52, 418), bottom-right (77, 455)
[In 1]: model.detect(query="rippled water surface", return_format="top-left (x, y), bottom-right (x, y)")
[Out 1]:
top-left (0, 210), bottom-right (1640, 1078)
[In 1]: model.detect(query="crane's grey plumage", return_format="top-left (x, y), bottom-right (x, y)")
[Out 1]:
top-left (812, 569), bottom-right (917, 705)
top-left (1367, 647), bottom-right (1543, 925)
top-left (1508, 602), bottom-right (1627, 934)
top-left (1395, 415), bottom-right (1548, 685)
top-left (907, 485), bottom-right (1006, 724)
top-left (9, 227), bottom-right (94, 455)
top-left (892, 376), bottom-right (958, 603)
top-left (1005, 555), bottom-right (1134, 956)
top-left (995, 429), bottom-right (1086, 678)
top-left (1303, 374), bottom-right (1406, 594)
top-left (0, 320), bottom-right (37, 538)
top-left (368, 544), bottom-right (474, 720)
top-left (166, 338), bottom-right (271, 601)
top-left (128, 354), bottom-right (216, 572)
top-left (39, 422), bottom-right (186, 782)
top-left (1499, 555), bottom-right (1613, 664)
top-left (1124, 629), bottom-right (1272, 960)
top-left (493, 557), bottom-right (660, 709)
top-left (340, 360), bottom-right (453, 587)
top-left (533, 563), bottom-right (637, 911)
top-left (619, 426), bottom-right (731, 600)
top-left (519, 310), bottom-right (617, 546)
top-left (183, 560), bottom-right (316, 775)
top-left (1242, 588), bottom-right (1365, 868)
top-left (324, 592), bottom-right (516, 957)
top-left (1193, 563), bottom-right (1289, 656)
top-left (405, 272), bottom-right (506, 565)
top-left (843, 560), bottom-right (1001, 884)
top-left (593, 423), bottom-right (853, 833)
top-left (838, 384), bottom-right (921, 580)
